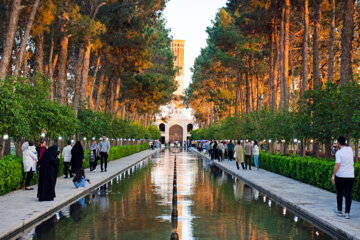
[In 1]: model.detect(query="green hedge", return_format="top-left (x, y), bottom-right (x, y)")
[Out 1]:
top-left (0, 143), bottom-right (149, 195)
top-left (258, 151), bottom-right (360, 201)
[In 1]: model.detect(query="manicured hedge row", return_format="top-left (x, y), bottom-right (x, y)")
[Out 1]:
top-left (0, 143), bottom-right (149, 195)
top-left (258, 152), bottom-right (360, 201)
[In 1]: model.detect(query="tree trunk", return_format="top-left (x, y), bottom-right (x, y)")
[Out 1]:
top-left (50, 54), bottom-right (58, 100)
top-left (94, 73), bottom-right (104, 112)
top-left (115, 78), bottom-right (121, 113)
top-left (245, 71), bottom-right (250, 114)
top-left (273, 20), bottom-right (279, 110)
top-left (109, 77), bottom-right (115, 114)
top-left (0, 137), bottom-right (4, 159)
top-left (15, 140), bottom-right (24, 157)
top-left (34, 31), bottom-right (44, 74)
top-left (105, 76), bottom-right (113, 114)
top-left (58, 34), bottom-right (70, 105)
top-left (0, 0), bottom-right (22, 80)
top-left (279, 4), bottom-right (285, 109)
top-left (80, 42), bottom-right (92, 105)
top-left (301, 0), bottom-right (309, 96)
top-left (313, 0), bottom-right (321, 89)
top-left (235, 85), bottom-right (239, 116)
top-left (48, 24), bottom-right (55, 100)
top-left (240, 85), bottom-right (244, 114)
top-left (325, 141), bottom-right (332, 159)
top-left (282, 0), bottom-right (290, 109)
top-left (339, 0), bottom-right (355, 85)
top-left (14, 0), bottom-right (41, 76)
top-left (327, 0), bottom-right (335, 83)
top-left (89, 55), bottom-right (101, 110)
top-left (269, 15), bottom-right (276, 109)
top-left (355, 140), bottom-right (359, 162)
top-left (300, 139), bottom-right (306, 156)
top-left (312, 142), bottom-right (320, 158)
top-left (73, 47), bottom-right (85, 115)
top-left (22, 47), bottom-right (28, 77)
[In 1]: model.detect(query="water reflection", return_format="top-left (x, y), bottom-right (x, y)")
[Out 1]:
top-left (17, 150), bottom-right (332, 240)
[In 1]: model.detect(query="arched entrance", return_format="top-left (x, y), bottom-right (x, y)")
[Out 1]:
top-left (187, 123), bottom-right (193, 132)
top-left (159, 123), bottom-right (165, 132)
top-left (169, 124), bottom-right (183, 144)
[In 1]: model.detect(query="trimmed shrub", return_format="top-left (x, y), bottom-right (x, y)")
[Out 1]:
top-left (0, 143), bottom-right (149, 195)
top-left (258, 151), bottom-right (360, 201)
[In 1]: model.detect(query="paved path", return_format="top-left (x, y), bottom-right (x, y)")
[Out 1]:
top-left (0, 149), bottom-right (159, 240)
top-left (190, 148), bottom-right (360, 240)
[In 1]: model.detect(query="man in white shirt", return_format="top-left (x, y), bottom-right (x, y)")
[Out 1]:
top-left (331, 136), bottom-right (354, 219)
top-left (62, 140), bottom-right (73, 178)
top-left (99, 135), bottom-right (111, 172)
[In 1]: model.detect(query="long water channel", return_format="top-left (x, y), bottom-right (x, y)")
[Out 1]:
top-left (18, 148), bottom-right (333, 240)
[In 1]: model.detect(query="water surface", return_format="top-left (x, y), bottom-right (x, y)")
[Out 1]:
top-left (20, 148), bottom-right (332, 240)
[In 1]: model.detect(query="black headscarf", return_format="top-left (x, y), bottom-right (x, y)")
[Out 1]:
top-left (71, 141), bottom-right (84, 173)
top-left (37, 145), bottom-right (59, 201)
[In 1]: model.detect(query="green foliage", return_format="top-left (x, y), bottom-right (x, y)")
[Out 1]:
top-left (0, 76), bottom-right (79, 140)
top-left (0, 144), bottom-right (149, 196)
top-left (148, 125), bottom-right (161, 140)
top-left (0, 77), bottom-right (160, 143)
top-left (258, 151), bottom-right (360, 201)
top-left (191, 82), bottom-right (360, 145)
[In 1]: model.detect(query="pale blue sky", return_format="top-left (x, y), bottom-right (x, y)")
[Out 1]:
top-left (163, 0), bottom-right (227, 89)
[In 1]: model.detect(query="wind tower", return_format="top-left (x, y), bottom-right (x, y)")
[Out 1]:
top-left (155, 40), bottom-right (197, 145)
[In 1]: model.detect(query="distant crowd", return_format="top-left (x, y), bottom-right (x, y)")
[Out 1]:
top-left (190, 137), bottom-right (355, 220)
top-left (191, 140), bottom-right (259, 170)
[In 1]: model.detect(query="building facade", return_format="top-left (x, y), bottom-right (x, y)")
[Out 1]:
top-left (155, 40), bottom-right (197, 144)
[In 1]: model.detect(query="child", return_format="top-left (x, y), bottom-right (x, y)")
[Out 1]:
top-left (73, 169), bottom-right (91, 189)
top-left (28, 143), bottom-right (38, 159)
top-left (89, 150), bottom-right (96, 171)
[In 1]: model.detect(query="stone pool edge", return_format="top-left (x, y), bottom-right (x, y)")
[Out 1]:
top-left (1, 149), bottom-right (160, 240)
top-left (189, 148), bottom-right (357, 240)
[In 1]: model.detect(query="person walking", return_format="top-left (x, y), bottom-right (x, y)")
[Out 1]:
top-left (71, 141), bottom-right (85, 175)
top-left (213, 141), bottom-right (218, 160)
top-left (37, 145), bottom-right (60, 201)
top-left (62, 140), bottom-right (73, 178)
top-left (23, 142), bottom-right (38, 190)
top-left (253, 140), bottom-right (259, 169)
top-left (331, 136), bottom-right (354, 219)
top-left (228, 140), bottom-right (234, 161)
top-left (244, 140), bottom-right (252, 170)
top-left (217, 141), bottom-right (223, 161)
top-left (90, 140), bottom-right (100, 172)
top-left (223, 141), bottom-right (228, 160)
top-left (99, 135), bottom-right (111, 172)
top-left (234, 141), bottom-right (245, 170)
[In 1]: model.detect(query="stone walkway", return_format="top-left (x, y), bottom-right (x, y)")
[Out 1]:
top-left (190, 148), bottom-right (360, 240)
top-left (0, 149), bottom-right (159, 240)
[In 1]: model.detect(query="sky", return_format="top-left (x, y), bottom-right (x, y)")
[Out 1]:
top-left (162, 0), bottom-right (227, 89)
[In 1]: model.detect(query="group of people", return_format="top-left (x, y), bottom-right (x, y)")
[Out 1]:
top-left (21, 135), bottom-right (111, 201)
top-left (149, 140), bottom-right (160, 150)
top-left (194, 136), bottom-right (355, 219)
top-left (22, 139), bottom-right (61, 201)
top-left (62, 135), bottom-right (111, 175)
top-left (195, 140), bottom-right (259, 170)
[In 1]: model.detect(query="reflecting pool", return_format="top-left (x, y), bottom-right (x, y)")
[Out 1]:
top-left (19, 148), bottom-right (333, 240)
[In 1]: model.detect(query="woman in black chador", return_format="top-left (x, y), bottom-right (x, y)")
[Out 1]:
top-left (71, 141), bottom-right (84, 175)
top-left (37, 145), bottom-right (60, 201)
